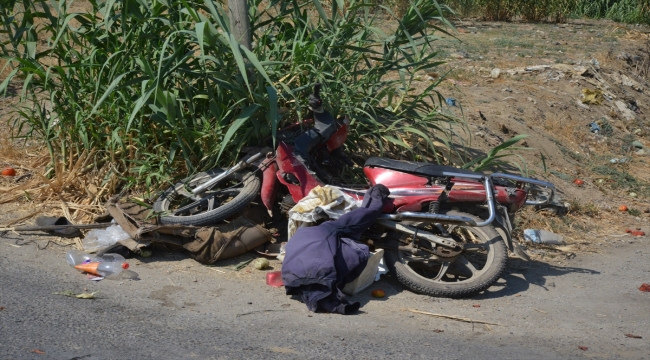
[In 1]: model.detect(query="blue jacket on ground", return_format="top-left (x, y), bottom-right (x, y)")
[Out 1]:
top-left (281, 184), bottom-right (389, 314)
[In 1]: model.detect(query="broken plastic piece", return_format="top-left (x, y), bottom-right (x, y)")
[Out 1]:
top-left (82, 224), bottom-right (131, 252)
top-left (266, 271), bottom-right (284, 287)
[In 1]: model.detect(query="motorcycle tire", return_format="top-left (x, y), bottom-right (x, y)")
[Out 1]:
top-left (384, 210), bottom-right (507, 298)
top-left (153, 168), bottom-right (261, 226)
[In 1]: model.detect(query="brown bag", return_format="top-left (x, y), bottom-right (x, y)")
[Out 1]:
top-left (102, 196), bottom-right (272, 264)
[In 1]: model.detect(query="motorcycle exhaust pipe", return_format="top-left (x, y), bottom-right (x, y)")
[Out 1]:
top-left (378, 212), bottom-right (478, 226)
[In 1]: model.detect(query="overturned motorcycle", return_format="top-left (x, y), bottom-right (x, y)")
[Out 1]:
top-left (154, 84), bottom-right (555, 298)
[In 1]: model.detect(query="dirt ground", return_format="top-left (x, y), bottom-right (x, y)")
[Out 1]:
top-left (2, 17), bottom-right (650, 359)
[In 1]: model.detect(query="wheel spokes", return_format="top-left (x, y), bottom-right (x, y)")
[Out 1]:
top-left (432, 261), bottom-right (450, 281)
top-left (456, 255), bottom-right (479, 277)
top-left (171, 188), bottom-right (242, 216)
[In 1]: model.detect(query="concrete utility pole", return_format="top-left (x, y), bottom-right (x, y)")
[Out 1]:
top-left (228, 0), bottom-right (252, 51)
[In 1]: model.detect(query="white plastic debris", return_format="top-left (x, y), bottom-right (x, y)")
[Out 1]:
top-left (82, 224), bottom-right (131, 253)
top-left (524, 229), bottom-right (565, 245)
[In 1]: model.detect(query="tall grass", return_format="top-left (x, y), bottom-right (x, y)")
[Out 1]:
top-left (1, 0), bottom-right (461, 192)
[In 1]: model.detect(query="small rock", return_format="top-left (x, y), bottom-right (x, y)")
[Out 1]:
top-left (490, 68), bottom-right (501, 79)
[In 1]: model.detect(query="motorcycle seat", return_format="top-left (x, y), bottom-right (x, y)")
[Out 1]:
top-left (364, 157), bottom-right (483, 178)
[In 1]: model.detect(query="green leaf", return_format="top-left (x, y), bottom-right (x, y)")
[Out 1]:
top-left (267, 86), bottom-right (280, 148)
top-left (216, 104), bottom-right (260, 162)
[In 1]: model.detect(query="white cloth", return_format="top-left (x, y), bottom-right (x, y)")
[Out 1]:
top-left (287, 185), bottom-right (361, 238)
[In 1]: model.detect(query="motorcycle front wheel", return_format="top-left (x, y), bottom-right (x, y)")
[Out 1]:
top-left (153, 168), bottom-right (260, 226)
top-left (385, 210), bottom-right (507, 298)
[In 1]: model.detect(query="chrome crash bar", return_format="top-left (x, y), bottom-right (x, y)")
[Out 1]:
top-left (491, 173), bottom-right (555, 206)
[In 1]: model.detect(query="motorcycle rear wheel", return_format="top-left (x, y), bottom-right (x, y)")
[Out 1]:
top-left (153, 168), bottom-right (260, 226)
top-left (385, 210), bottom-right (507, 298)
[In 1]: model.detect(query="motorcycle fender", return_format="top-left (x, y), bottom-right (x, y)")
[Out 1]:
top-left (493, 209), bottom-right (530, 261)
top-left (260, 160), bottom-right (278, 214)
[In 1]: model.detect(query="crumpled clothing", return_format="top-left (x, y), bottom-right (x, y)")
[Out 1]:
top-left (287, 185), bottom-right (360, 238)
top-left (281, 184), bottom-right (389, 315)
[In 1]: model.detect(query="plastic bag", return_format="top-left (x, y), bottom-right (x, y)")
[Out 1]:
top-left (82, 224), bottom-right (131, 253)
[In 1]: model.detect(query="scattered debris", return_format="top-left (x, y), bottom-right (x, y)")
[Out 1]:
top-left (266, 271), bottom-right (283, 287)
top-left (432, 329), bottom-right (444, 333)
top-left (31, 349), bottom-right (45, 355)
top-left (83, 224), bottom-right (131, 253)
top-left (615, 100), bottom-right (636, 120)
top-left (578, 346), bottom-right (588, 351)
top-left (619, 205), bottom-right (628, 212)
top-left (404, 308), bottom-right (502, 325)
top-left (625, 229), bottom-right (645, 236)
top-left (67, 250), bottom-right (130, 278)
top-left (235, 309), bottom-right (290, 318)
top-left (479, 111), bottom-right (487, 121)
top-left (490, 68), bottom-right (501, 79)
top-left (610, 158), bottom-right (627, 164)
top-left (631, 140), bottom-right (645, 150)
top-left (573, 179), bottom-right (584, 186)
top-left (587, 122), bottom-right (601, 133)
top-left (231, 257), bottom-right (255, 271)
top-left (371, 289), bottom-right (386, 298)
top-left (523, 229), bottom-right (565, 245)
top-left (252, 258), bottom-right (269, 270)
top-left (581, 88), bottom-right (603, 105)
top-left (445, 97), bottom-right (457, 107)
top-left (53, 290), bottom-right (99, 299)
top-left (639, 283), bottom-right (650, 292)
top-left (625, 334), bottom-right (643, 339)
top-left (472, 304), bottom-right (481, 308)
top-left (1, 167), bottom-right (16, 176)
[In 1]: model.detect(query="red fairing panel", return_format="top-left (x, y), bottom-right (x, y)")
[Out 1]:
top-left (259, 157), bottom-right (278, 212)
top-left (364, 166), bottom-right (528, 212)
top-left (275, 142), bottom-right (323, 203)
top-left (326, 117), bottom-right (350, 151)
top-left (364, 167), bottom-right (428, 188)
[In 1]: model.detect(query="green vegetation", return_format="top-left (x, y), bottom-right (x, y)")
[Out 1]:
top-left (440, 0), bottom-right (650, 23)
top-left (1, 0), bottom-right (462, 190)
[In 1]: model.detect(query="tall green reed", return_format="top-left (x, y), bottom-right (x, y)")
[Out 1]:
top-left (1, 0), bottom-right (464, 192)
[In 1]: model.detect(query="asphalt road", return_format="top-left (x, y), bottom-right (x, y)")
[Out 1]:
top-left (1, 232), bottom-right (648, 360)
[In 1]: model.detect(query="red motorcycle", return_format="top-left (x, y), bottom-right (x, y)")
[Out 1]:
top-left (154, 84), bottom-right (555, 297)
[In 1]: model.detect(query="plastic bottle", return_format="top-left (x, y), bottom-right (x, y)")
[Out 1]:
top-left (75, 260), bottom-right (129, 277)
top-left (66, 250), bottom-right (97, 266)
top-left (65, 250), bottom-right (127, 266)
top-left (66, 250), bottom-right (129, 277)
